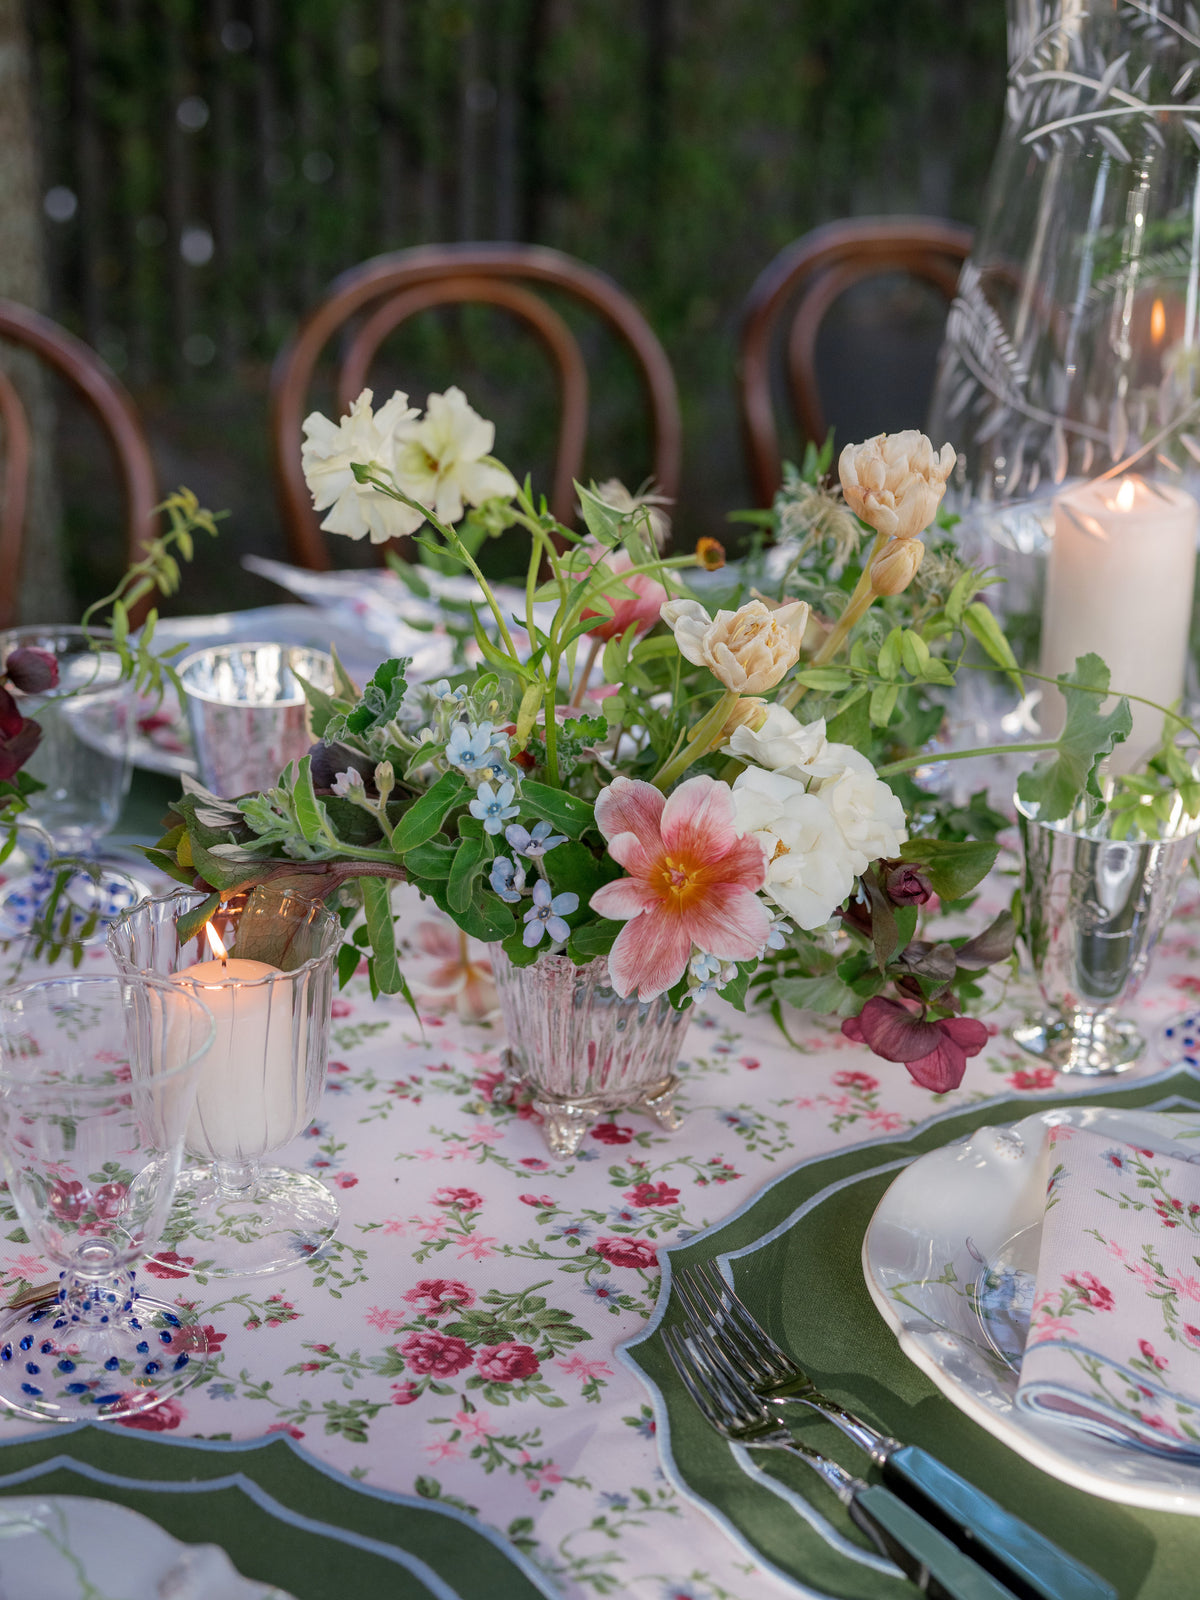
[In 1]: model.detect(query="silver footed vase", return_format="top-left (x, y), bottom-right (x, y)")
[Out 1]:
top-left (1014, 797), bottom-right (1200, 1074)
top-left (491, 950), bottom-right (690, 1156)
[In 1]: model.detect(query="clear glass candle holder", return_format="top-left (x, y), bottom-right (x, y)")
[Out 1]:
top-left (108, 884), bottom-right (342, 1277)
top-left (0, 973), bottom-right (214, 1423)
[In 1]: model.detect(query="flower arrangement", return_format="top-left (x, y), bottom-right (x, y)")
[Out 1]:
top-left (149, 392), bottom-right (1141, 1092)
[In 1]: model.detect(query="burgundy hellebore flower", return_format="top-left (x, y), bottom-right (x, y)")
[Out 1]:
top-left (841, 996), bottom-right (989, 1092)
top-left (4, 647), bottom-right (58, 695)
top-left (883, 864), bottom-right (933, 905)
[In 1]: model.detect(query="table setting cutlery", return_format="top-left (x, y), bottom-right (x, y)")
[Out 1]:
top-left (664, 1323), bottom-right (1021, 1599)
top-left (672, 1260), bottom-right (1116, 1600)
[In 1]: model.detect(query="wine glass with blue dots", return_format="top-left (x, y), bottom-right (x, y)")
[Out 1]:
top-left (0, 973), bottom-right (215, 1422)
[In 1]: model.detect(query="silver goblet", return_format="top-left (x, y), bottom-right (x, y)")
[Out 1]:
top-left (1013, 796), bottom-right (1200, 1074)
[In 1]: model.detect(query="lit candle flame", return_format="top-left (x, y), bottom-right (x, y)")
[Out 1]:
top-left (1115, 477), bottom-right (1137, 512)
top-left (1151, 296), bottom-right (1167, 346)
top-left (204, 922), bottom-right (229, 966)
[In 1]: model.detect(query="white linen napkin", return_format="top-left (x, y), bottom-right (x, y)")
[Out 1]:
top-left (1015, 1123), bottom-right (1200, 1457)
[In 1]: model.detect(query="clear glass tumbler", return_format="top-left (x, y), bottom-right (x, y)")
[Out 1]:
top-left (0, 973), bottom-right (214, 1423)
top-left (108, 884), bottom-right (342, 1276)
top-left (0, 625), bottom-right (146, 943)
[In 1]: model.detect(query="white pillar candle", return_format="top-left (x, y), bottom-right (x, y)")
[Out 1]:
top-left (1041, 474), bottom-right (1199, 773)
top-left (171, 955), bottom-right (306, 1163)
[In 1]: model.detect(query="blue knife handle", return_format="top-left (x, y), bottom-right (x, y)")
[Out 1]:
top-left (882, 1444), bottom-right (1116, 1600)
top-left (849, 1484), bottom-right (1022, 1599)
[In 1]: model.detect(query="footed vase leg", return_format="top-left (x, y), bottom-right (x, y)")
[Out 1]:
top-left (534, 1100), bottom-right (597, 1158)
top-left (641, 1075), bottom-right (681, 1131)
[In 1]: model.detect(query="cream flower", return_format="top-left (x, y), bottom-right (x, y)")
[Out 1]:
top-left (838, 431), bottom-right (955, 542)
top-left (301, 388), bottom-right (424, 544)
top-left (730, 767), bottom-right (857, 930)
top-left (393, 386), bottom-right (517, 525)
top-left (660, 597), bottom-right (809, 695)
top-left (724, 705), bottom-right (868, 783)
top-left (869, 536), bottom-right (925, 596)
top-left (815, 764), bottom-right (907, 874)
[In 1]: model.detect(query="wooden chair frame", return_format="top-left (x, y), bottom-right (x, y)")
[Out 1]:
top-left (738, 217), bottom-right (974, 505)
top-left (270, 243), bottom-right (682, 569)
top-left (0, 300), bottom-right (158, 628)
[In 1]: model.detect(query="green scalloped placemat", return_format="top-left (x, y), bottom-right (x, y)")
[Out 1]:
top-left (0, 1425), bottom-right (556, 1600)
top-left (623, 1069), bottom-right (1200, 1600)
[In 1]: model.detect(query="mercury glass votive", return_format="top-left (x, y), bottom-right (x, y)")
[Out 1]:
top-left (177, 642), bottom-right (334, 797)
top-left (108, 884), bottom-right (342, 1277)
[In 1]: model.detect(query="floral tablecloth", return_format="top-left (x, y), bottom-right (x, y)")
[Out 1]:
top-left (2, 871), bottom-right (1198, 1600)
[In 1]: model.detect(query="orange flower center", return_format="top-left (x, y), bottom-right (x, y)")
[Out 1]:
top-left (655, 854), bottom-right (707, 910)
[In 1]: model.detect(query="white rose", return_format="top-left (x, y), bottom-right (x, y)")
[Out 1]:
top-left (725, 704), bottom-right (872, 785)
top-left (838, 430), bottom-right (955, 542)
top-left (301, 388), bottom-right (424, 544)
top-left (392, 386), bottom-right (517, 525)
top-left (661, 597), bottom-right (809, 695)
top-left (816, 765), bottom-right (907, 874)
top-left (731, 767), bottom-right (857, 930)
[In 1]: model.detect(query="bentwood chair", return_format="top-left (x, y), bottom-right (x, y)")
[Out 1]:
top-left (738, 217), bottom-right (974, 505)
top-left (270, 243), bottom-right (683, 567)
top-left (0, 300), bottom-right (159, 627)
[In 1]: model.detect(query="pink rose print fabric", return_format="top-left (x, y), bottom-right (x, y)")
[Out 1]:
top-left (1017, 1125), bottom-right (1200, 1455)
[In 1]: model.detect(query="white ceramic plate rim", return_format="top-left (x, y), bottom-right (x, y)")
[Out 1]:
top-left (863, 1101), bottom-right (1200, 1513)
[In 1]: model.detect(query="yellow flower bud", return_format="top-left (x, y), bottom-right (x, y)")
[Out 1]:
top-left (869, 538), bottom-right (925, 596)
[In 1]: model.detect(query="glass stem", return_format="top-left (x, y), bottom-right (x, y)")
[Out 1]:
top-left (212, 1158), bottom-right (258, 1197)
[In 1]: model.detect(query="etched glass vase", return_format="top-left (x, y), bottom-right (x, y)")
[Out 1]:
top-left (492, 951), bottom-right (690, 1156)
top-left (928, 0), bottom-right (1200, 622)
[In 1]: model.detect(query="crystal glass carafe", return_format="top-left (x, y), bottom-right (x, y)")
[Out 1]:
top-left (929, 0), bottom-right (1200, 629)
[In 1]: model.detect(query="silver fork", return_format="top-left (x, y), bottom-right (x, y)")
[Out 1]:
top-left (662, 1324), bottom-right (1018, 1600)
top-left (673, 1260), bottom-right (1115, 1600)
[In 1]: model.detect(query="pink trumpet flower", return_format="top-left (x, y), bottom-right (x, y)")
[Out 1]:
top-left (590, 775), bottom-right (769, 1001)
top-left (580, 547), bottom-right (668, 641)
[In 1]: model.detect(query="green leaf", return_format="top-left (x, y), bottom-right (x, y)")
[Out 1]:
top-left (566, 918), bottom-right (619, 962)
top-left (345, 658), bottom-right (411, 736)
top-left (176, 892), bottom-right (221, 944)
top-left (1016, 653), bottom-right (1133, 822)
top-left (575, 482), bottom-right (625, 547)
top-left (899, 630), bottom-right (930, 677)
top-left (404, 839), bottom-right (457, 879)
top-left (329, 645), bottom-right (360, 701)
top-left (336, 941), bottom-right (360, 988)
top-left (898, 838), bottom-right (999, 901)
top-left (869, 682), bottom-right (899, 728)
top-left (963, 601), bottom-right (1022, 692)
top-left (292, 670), bottom-right (347, 740)
top-left (361, 876), bottom-right (403, 994)
top-left (877, 628), bottom-right (903, 681)
top-left (447, 836), bottom-right (487, 914)
top-left (292, 757), bottom-right (326, 844)
top-left (518, 781), bottom-right (595, 840)
top-left (945, 568), bottom-right (979, 628)
top-left (501, 928), bottom-right (541, 967)
top-left (792, 667), bottom-right (852, 692)
top-left (772, 973), bottom-right (860, 1016)
top-left (392, 771), bottom-right (468, 853)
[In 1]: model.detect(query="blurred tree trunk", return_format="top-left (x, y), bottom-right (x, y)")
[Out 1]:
top-left (0, 0), bottom-right (67, 623)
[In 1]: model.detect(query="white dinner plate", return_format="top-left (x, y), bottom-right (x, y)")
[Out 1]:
top-left (863, 1102), bottom-right (1200, 1513)
top-left (0, 1494), bottom-right (294, 1598)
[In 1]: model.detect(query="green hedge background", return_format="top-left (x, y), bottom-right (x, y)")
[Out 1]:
top-left (27, 0), bottom-right (1007, 611)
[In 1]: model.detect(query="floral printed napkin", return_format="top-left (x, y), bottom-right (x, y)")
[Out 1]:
top-left (1016, 1124), bottom-right (1200, 1456)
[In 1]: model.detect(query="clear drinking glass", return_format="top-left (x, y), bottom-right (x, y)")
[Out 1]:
top-left (177, 643), bottom-right (334, 798)
top-left (107, 885), bottom-right (342, 1277)
top-left (0, 626), bottom-right (146, 943)
top-left (0, 973), bottom-right (214, 1423)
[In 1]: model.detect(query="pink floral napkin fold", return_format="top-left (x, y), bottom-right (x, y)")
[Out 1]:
top-left (1015, 1124), bottom-right (1200, 1456)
